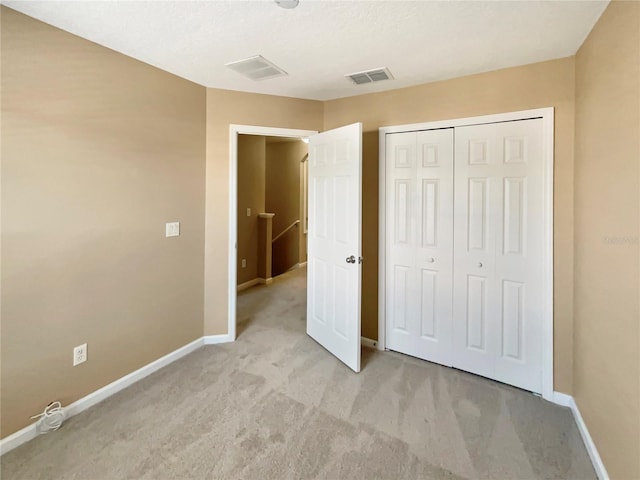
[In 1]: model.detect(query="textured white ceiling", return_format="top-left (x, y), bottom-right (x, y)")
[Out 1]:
top-left (3, 0), bottom-right (608, 101)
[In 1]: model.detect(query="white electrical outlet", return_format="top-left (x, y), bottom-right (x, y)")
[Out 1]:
top-left (246, 208), bottom-right (251, 217)
top-left (241, 259), bottom-right (247, 268)
top-left (165, 222), bottom-right (180, 237)
top-left (73, 343), bottom-right (87, 366)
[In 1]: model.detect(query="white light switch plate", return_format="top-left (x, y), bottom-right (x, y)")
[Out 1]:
top-left (246, 208), bottom-right (251, 217)
top-left (165, 222), bottom-right (180, 237)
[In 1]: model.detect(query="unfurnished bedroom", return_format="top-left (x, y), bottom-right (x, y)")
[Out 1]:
top-left (1, 1), bottom-right (638, 479)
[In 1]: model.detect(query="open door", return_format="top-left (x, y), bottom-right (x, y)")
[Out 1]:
top-left (307, 123), bottom-right (363, 372)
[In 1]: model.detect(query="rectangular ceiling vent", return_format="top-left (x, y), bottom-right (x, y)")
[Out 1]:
top-left (345, 67), bottom-right (394, 85)
top-left (225, 55), bottom-right (288, 81)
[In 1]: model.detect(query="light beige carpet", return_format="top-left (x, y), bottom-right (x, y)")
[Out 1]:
top-left (2, 267), bottom-right (595, 479)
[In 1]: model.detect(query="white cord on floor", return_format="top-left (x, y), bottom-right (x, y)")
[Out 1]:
top-left (30, 401), bottom-right (65, 434)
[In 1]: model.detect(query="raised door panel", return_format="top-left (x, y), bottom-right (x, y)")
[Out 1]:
top-left (421, 179), bottom-right (439, 248)
top-left (503, 177), bottom-right (526, 256)
top-left (466, 275), bottom-right (488, 352)
top-left (394, 179), bottom-right (411, 245)
top-left (420, 269), bottom-right (437, 338)
top-left (311, 258), bottom-right (328, 325)
top-left (501, 280), bottom-right (524, 361)
top-left (467, 178), bottom-right (489, 252)
top-left (391, 265), bottom-right (410, 333)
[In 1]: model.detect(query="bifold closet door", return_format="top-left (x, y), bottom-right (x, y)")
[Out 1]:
top-left (452, 119), bottom-right (544, 393)
top-left (385, 129), bottom-right (454, 366)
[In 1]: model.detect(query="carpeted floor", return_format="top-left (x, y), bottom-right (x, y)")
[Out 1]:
top-left (2, 267), bottom-right (595, 479)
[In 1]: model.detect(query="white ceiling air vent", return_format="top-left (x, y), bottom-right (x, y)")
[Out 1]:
top-left (225, 55), bottom-right (288, 81)
top-left (345, 67), bottom-right (394, 85)
top-left (275, 0), bottom-right (299, 8)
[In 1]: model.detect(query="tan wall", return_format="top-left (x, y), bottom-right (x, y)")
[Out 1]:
top-left (1, 7), bottom-right (206, 437)
top-left (324, 57), bottom-right (576, 393)
top-left (266, 140), bottom-right (308, 276)
top-left (237, 135), bottom-right (266, 285)
top-left (574, 2), bottom-right (640, 478)
top-left (204, 89), bottom-right (322, 335)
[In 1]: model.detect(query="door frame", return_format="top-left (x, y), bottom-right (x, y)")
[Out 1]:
top-left (228, 125), bottom-right (318, 341)
top-left (377, 108), bottom-right (555, 400)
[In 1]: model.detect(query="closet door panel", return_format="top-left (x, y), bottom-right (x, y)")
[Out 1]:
top-left (414, 129), bottom-right (454, 364)
top-left (493, 119), bottom-right (544, 393)
top-left (453, 119), bottom-right (544, 394)
top-left (386, 129), bottom-right (454, 366)
top-left (453, 123), bottom-right (500, 377)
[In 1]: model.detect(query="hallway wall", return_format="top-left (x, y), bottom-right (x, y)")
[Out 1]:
top-left (237, 135), bottom-right (266, 285)
top-left (266, 139), bottom-right (308, 276)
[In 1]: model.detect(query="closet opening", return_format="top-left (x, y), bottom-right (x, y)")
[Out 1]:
top-left (378, 108), bottom-right (555, 399)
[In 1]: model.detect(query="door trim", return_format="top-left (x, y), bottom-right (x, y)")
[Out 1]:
top-left (228, 125), bottom-right (318, 341)
top-left (377, 108), bottom-right (555, 400)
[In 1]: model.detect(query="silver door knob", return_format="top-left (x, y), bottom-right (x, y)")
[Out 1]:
top-left (346, 255), bottom-right (356, 264)
top-left (477, 262), bottom-right (483, 268)
top-left (427, 257), bottom-right (435, 263)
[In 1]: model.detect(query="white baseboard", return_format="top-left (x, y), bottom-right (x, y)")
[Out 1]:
top-left (285, 262), bottom-right (308, 274)
top-left (237, 278), bottom-right (272, 292)
top-left (361, 336), bottom-right (378, 349)
top-left (551, 391), bottom-right (609, 480)
top-left (203, 334), bottom-right (234, 345)
top-left (0, 421), bottom-right (38, 456)
top-left (551, 391), bottom-right (572, 407)
top-left (1, 337), bottom-right (206, 456)
top-left (237, 278), bottom-right (261, 292)
top-left (569, 397), bottom-right (609, 480)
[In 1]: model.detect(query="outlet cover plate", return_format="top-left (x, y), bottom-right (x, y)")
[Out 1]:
top-left (73, 343), bottom-right (87, 366)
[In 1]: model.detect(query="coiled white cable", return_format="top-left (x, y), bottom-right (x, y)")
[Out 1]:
top-left (31, 401), bottom-right (65, 434)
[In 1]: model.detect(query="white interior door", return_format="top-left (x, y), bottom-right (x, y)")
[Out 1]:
top-left (307, 123), bottom-right (362, 372)
top-left (385, 129), bottom-right (454, 366)
top-left (452, 118), bottom-right (544, 393)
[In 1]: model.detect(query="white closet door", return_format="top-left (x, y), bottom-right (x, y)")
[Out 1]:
top-left (452, 119), bottom-right (544, 393)
top-left (386, 129), bottom-right (454, 366)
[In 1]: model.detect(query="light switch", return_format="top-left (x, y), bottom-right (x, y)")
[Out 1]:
top-left (165, 222), bottom-right (180, 237)
top-left (246, 208), bottom-right (251, 217)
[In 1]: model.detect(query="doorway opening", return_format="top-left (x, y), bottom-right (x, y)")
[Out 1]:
top-left (228, 125), bottom-right (318, 341)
